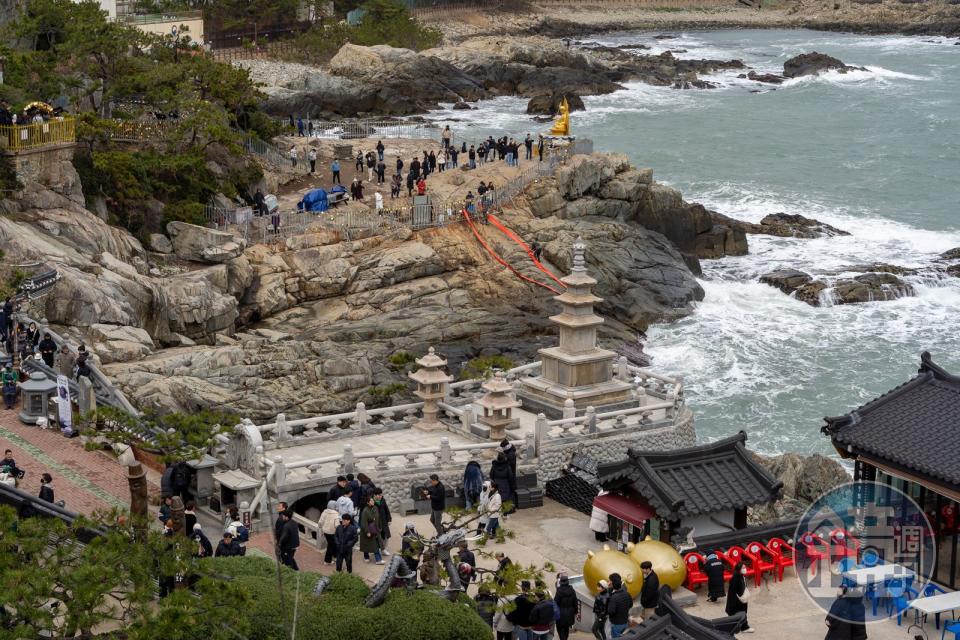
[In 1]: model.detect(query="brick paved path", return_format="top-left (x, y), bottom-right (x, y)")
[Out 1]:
top-left (0, 409), bottom-right (160, 516)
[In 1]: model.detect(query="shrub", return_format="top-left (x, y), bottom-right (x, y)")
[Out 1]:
top-left (459, 355), bottom-right (514, 380)
top-left (365, 382), bottom-right (408, 408)
top-left (207, 558), bottom-right (489, 640)
top-left (387, 351), bottom-right (416, 370)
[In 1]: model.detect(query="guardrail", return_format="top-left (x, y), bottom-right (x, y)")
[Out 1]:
top-left (0, 117), bottom-right (76, 152)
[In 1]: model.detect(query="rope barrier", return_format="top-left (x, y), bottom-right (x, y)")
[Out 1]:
top-left (462, 208), bottom-right (561, 295)
top-left (486, 213), bottom-right (567, 290)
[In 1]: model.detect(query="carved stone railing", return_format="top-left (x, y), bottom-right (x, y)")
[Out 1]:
top-left (262, 435), bottom-right (536, 487)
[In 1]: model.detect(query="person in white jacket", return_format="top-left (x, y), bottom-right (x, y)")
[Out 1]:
top-left (476, 480), bottom-right (492, 535)
top-left (485, 481), bottom-right (503, 536)
top-left (590, 490), bottom-right (610, 541)
top-left (318, 500), bottom-right (340, 565)
top-left (336, 489), bottom-right (357, 520)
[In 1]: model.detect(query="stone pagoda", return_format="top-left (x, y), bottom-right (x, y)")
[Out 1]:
top-left (409, 346), bottom-right (453, 431)
top-left (519, 237), bottom-right (634, 418)
top-left (473, 372), bottom-right (522, 442)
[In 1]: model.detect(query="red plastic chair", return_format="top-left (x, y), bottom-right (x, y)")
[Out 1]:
top-left (766, 537), bottom-right (796, 580)
top-left (723, 546), bottom-right (757, 581)
top-left (744, 541), bottom-right (777, 586)
top-left (799, 532), bottom-right (829, 577)
top-left (829, 528), bottom-right (860, 561)
top-left (683, 552), bottom-right (709, 591)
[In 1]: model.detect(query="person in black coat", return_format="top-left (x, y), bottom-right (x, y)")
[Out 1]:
top-left (489, 453), bottom-right (516, 510)
top-left (38, 334), bottom-right (56, 368)
top-left (506, 581), bottom-right (534, 636)
top-left (555, 574), bottom-right (580, 640)
top-left (38, 473), bottom-right (54, 503)
top-left (274, 501), bottom-right (288, 540)
top-left (215, 532), bottom-right (244, 557)
top-left (703, 552), bottom-right (726, 602)
top-left (499, 439), bottom-right (517, 476)
top-left (606, 573), bottom-right (633, 638)
top-left (725, 562), bottom-right (751, 631)
top-left (193, 524), bottom-right (213, 558)
top-left (639, 561), bottom-right (660, 618)
top-left (278, 511), bottom-right (300, 570)
top-left (474, 584), bottom-right (498, 627)
top-left (401, 522), bottom-right (422, 574)
top-left (592, 579), bottom-right (610, 640)
top-left (374, 488), bottom-right (392, 551)
top-left (824, 586), bottom-right (867, 640)
top-left (334, 514), bottom-right (359, 573)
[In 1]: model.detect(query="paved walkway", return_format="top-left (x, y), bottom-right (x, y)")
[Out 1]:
top-left (0, 408), bottom-right (160, 515)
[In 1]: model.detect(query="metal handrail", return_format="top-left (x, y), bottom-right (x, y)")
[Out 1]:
top-left (0, 117), bottom-right (76, 151)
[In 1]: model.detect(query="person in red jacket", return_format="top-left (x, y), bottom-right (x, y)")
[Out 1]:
top-left (416, 177), bottom-right (426, 196)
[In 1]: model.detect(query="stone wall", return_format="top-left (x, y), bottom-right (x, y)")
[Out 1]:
top-left (535, 408), bottom-right (696, 483)
top-left (277, 410), bottom-right (696, 513)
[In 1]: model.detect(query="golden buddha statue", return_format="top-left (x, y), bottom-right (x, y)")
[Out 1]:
top-left (549, 97), bottom-right (570, 137)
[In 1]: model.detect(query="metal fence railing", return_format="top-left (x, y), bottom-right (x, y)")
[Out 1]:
top-left (282, 118), bottom-right (441, 141)
top-left (0, 117), bottom-right (76, 152)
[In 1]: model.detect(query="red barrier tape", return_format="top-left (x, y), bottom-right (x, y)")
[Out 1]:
top-left (486, 213), bottom-right (567, 289)
top-left (462, 209), bottom-right (561, 295)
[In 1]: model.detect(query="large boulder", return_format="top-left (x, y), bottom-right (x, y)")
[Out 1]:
top-left (166, 221), bottom-right (246, 264)
top-left (783, 52), bottom-right (867, 78)
top-left (750, 452), bottom-right (849, 523)
top-left (832, 272), bottom-right (915, 304)
top-left (759, 269), bottom-right (828, 305)
top-left (525, 92), bottom-right (586, 115)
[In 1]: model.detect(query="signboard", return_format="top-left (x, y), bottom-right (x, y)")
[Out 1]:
top-left (56, 374), bottom-right (72, 435)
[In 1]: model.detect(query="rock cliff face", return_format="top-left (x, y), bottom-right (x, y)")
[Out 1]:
top-left (525, 153), bottom-right (747, 264)
top-left (749, 452), bottom-right (849, 523)
top-left (6, 152), bottom-right (715, 419)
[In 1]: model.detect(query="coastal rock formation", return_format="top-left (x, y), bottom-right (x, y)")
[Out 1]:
top-left (712, 212), bottom-right (849, 238)
top-left (526, 154), bottom-right (747, 262)
top-left (782, 52), bottom-right (868, 78)
top-left (6, 152), bottom-right (714, 417)
top-left (760, 269), bottom-right (915, 306)
top-left (749, 452), bottom-right (849, 523)
top-left (243, 47), bottom-right (488, 117)
top-left (526, 92), bottom-right (586, 115)
top-left (743, 70), bottom-right (785, 84)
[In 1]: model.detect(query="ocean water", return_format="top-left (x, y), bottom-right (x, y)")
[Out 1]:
top-left (427, 29), bottom-right (960, 456)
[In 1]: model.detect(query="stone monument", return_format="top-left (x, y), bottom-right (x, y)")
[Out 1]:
top-left (409, 347), bottom-right (452, 431)
top-left (473, 372), bottom-right (521, 442)
top-left (519, 237), bottom-right (634, 418)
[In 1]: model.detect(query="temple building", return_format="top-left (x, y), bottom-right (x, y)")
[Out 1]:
top-left (519, 237), bottom-right (635, 418)
top-left (822, 351), bottom-right (960, 589)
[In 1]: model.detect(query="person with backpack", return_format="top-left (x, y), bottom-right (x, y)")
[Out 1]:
top-left (592, 579), bottom-right (611, 640)
top-left (226, 509), bottom-right (250, 551)
top-left (703, 552), bottom-right (726, 602)
top-left (555, 574), bottom-right (580, 640)
top-left (529, 590), bottom-right (556, 639)
top-left (318, 500), bottom-right (340, 565)
top-left (171, 460), bottom-right (192, 501)
top-left (334, 513), bottom-right (359, 573)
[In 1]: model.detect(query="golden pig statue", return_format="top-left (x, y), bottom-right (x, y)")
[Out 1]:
top-left (582, 545), bottom-right (644, 597)
top-left (627, 536), bottom-right (687, 591)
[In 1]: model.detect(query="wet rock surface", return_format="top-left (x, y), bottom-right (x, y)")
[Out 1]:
top-left (782, 51), bottom-right (869, 77)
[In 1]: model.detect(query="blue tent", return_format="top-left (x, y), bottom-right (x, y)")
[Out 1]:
top-left (298, 188), bottom-right (328, 213)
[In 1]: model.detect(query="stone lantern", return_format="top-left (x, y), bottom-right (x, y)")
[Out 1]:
top-left (408, 346), bottom-right (453, 431)
top-left (474, 371), bottom-right (521, 442)
top-left (18, 371), bottom-right (57, 425)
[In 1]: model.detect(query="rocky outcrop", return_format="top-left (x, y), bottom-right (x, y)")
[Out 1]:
top-left (167, 222), bottom-right (246, 264)
top-left (742, 70), bottom-right (785, 84)
top-left (712, 212), bottom-right (849, 239)
top-left (782, 52), bottom-right (868, 78)
top-left (750, 452), bottom-right (849, 523)
top-left (248, 46), bottom-right (488, 117)
top-left (760, 269), bottom-right (915, 306)
top-left (526, 154), bottom-right (746, 263)
top-left (526, 92), bottom-right (586, 115)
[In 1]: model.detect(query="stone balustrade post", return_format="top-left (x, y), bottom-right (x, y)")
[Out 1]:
top-left (275, 413), bottom-right (290, 447)
top-left (461, 405), bottom-right (475, 432)
top-left (272, 455), bottom-right (286, 489)
top-left (343, 443), bottom-right (355, 475)
top-left (633, 384), bottom-right (647, 407)
top-left (439, 437), bottom-right (452, 465)
top-left (355, 401), bottom-right (368, 434)
top-left (534, 413), bottom-right (548, 456)
top-left (562, 398), bottom-right (576, 420)
top-left (616, 356), bottom-right (629, 382)
top-left (524, 432), bottom-right (536, 461)
top-left (585, 406), bottom-right (597, 434)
